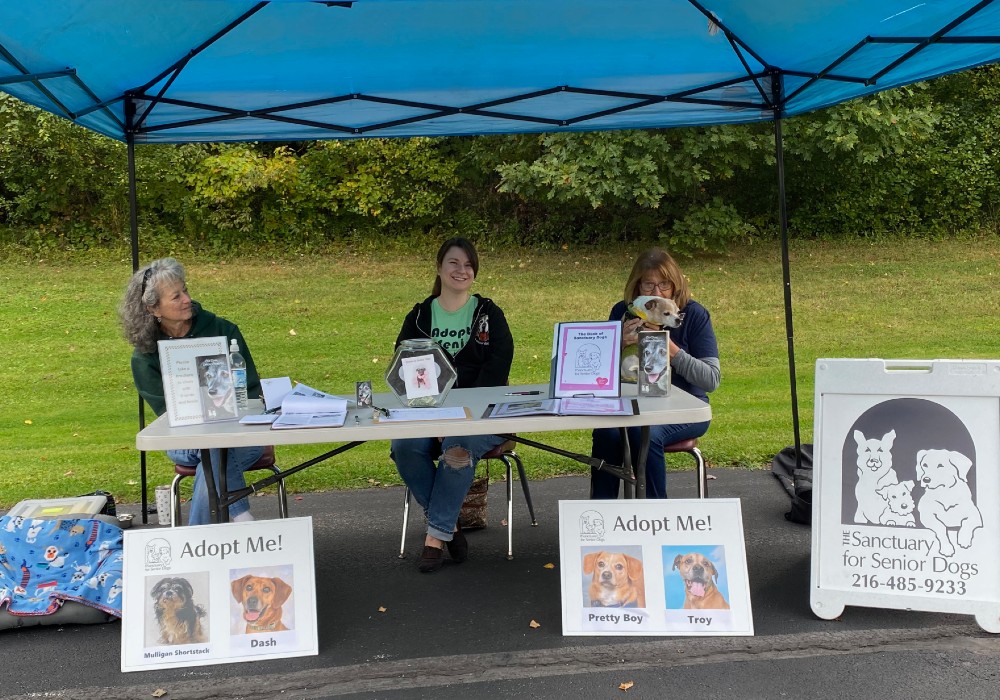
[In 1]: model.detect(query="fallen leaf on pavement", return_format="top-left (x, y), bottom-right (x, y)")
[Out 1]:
top-left (619, 681), bottom-right (634, 691)
top-left (378, 606), bottom-right (387, 613)
top-left (543, 563), bottom-right (555, 569)
top-left (529, 619), bottom-right (541, 629)
top-left (151, 689), bottom-right (167, 698)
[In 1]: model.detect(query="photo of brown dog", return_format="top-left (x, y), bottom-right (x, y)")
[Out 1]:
top-left (582, 549), bottom-right (646, 608)
top-left (231, 572), bottom-right (293, 634)
top-left (149, 575), bottom-right (208, 645)
top-left (671, 551), bottom-right (730, 610)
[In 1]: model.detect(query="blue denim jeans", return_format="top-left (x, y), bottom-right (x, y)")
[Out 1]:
top-left (166, 446), bottom-right (263, 525)
top-left (391, 434), bottom-right (504, 541)
top-left (590, 421), bottom-right (710, 499)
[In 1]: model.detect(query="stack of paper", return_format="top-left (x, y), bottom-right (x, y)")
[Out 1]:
top-left (272, 383), bottom-right (349, 429)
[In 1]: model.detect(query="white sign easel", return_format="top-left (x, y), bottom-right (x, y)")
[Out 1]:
top-left (811, 359), bottom-right (1000, 633)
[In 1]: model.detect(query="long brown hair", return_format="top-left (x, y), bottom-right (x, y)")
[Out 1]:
top-left (622, 248), bottom-right (690, 309)
top-left (431, 237), bottom-right (480, 296)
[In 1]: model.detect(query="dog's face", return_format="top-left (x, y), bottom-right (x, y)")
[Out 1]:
top-left (853, 429), bottom-right (896, 474)
top-left (231, 575), bottom-right (293, 625)
top-left (630, 296), bottom-right (683, 329)
top-left (151, 577), bottom-right (195, 616)
top-left (198, 357), bottom-right (234, 408)
top-left (673, 552), bottom-right (719, 597)
top-left (640, 335), bottom-right (669, 383)
top-left (877, 480), bottom-right (915, 515)
top-left (583, 551), bottom-right (644, 600)
top-left (916, 449), bottom-right (972, 490)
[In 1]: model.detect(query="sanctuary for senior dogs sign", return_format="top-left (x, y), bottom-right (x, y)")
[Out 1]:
top-left (559, 499), bottom-right (753, 636)
top-left (811, 359), bottom-right (1000, 633)
top-left (120, 517), bottom-right (318, 671)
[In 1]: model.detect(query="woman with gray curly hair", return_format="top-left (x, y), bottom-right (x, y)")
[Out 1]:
top-left (120, 257), bottom-right (264, 525)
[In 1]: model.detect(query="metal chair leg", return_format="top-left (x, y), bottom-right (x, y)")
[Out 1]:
top-left (400, 487), bottom-right (411, 558)
top-left (692, 446), bottom-right (707, 498)
top-left (509, 449), bottom-right (537, 525)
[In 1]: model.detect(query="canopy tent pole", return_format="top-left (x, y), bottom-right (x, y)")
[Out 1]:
top-left (126, 96), bottom-right (150, 524)
top-left (771, 73), bottom-right (803, 470)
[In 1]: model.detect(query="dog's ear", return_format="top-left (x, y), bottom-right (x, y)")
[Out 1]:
top-left (900, 480), bottom-right (915, 492)
top-left (231, 575), bottom-right (251, 602)
top-left (949, 451), bottom-right (973, 480)
top-left (672, 554), bottom-right (683, 571)
top-left (582, 551), bottom-right (601, 575)
top-left (625, 555), bottom-right (644, 581)
top-left (881, 429), bottom-right (896, 449)
top-left (916, 449), bottom-right (928, 467)
top-left (876, 484), bottom-right (891, 500)
top-left (177, 578), bottom-right (194, 600)
top-left (271, 577), bottom-right (293, 607)
top-left (150, 579), bottom-right (166, 599)
top-left (853, 430), bottom-right (866, 450)
top-left (708, 560), bottom-right (719, 582)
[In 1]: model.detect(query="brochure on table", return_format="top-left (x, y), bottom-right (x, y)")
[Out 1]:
top-left (272, 382), bottom-right (349, 429)
top-left (550, 321), bottom-right (622, 398)
top-left (121, 517), bottom-right (318, 671)
top-left (811, 358), bottom-right (1000, 633)
top-left (158, 335), bottom-right (237, 427)
top-left (487, 397), bottom-right (636, 419)
top-left (559, 499), bottom-right (753, 636)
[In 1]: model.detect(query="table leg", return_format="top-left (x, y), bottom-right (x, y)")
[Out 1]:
top-left (218, 449), bottom-right (230, 523)
top-left (635, 425), bottom-right (650, 499)
top-left (620, 428), bottom-right (634, 499)
top-left (200, 448), bottom-right (220, 524)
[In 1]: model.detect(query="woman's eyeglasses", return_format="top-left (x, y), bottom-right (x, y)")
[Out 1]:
top-left (639, 281), bottom-right (672, 294)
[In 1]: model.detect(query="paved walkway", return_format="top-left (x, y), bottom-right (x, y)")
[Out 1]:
top-left (5, 468), bottom-right (999, 699)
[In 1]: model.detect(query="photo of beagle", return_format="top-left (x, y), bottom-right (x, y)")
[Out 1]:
top-left (231, 574), bottom-right (293, 633)
top-left (150, 576), bottom-right (207, 645)
top-left (582, 550), bottom-right (646, 608)
top-left (672, 552), bottom-right (730, 610)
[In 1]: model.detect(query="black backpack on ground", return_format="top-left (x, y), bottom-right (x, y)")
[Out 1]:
top-left (771, 444), bottom-right (813, 525)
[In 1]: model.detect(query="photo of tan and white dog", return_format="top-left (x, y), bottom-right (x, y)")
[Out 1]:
top-left (231, 574), bottom-right (293, 633)
top-left (853, 429), bottom-right (899, 524)
top-left (672, 552), bottom-right (730, 610)
top-left (582, 550), bottom-right (646, 608)
top-left (915, 449), bottom-right (983, 557)
top-left (621, 296), bottom-right (683, 383)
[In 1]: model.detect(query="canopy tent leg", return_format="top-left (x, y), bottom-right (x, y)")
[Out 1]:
top-left (126, 98), bottom-right (150, 524)
top-left (772, 91), bottom-right (803, 471)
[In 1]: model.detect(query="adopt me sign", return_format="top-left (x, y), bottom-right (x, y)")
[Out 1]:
top-left (559, 499), bottom-right (753, 636)
top-left (811, 359), bottom-right (1000, 633)
top-left (121, 517), bottom-right (318, 671)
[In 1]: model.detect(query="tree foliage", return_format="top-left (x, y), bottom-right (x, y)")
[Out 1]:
top-left (2, 65), bottom-right (999, 254)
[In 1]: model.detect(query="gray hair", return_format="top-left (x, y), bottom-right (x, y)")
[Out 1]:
top-left (119, 257), bottom-right (187, 353)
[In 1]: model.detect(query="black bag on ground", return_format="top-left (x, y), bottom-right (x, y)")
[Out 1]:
top-left (771, 444), bottom-right (813, 525)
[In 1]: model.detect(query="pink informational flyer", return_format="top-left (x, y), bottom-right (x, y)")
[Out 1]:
top-left (549, 321), bottom-right (622, 398)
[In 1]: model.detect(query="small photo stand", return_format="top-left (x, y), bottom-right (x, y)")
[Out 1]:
top-left (637, 330), bottom-right (671, 397)
top-left (550, 320), bottom-right (622, 398)
top-left (355, 380), bottom-right (373, 408)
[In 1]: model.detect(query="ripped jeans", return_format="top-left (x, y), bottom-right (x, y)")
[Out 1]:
top-left (391, 434), bottom-right (504, 542)
top-left (166, 446), bottom-right (263, 525)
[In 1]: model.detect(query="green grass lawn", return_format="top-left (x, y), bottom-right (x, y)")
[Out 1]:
top-left (2, 237), bottom-right (998, 508)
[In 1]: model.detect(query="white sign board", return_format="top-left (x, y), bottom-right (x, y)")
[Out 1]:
top-left (559, 499), bottom-right (753, 636)
top-left (811, 359), bottom-right (1000, 633)
top-left (121, 517), bottom-right (318, 671)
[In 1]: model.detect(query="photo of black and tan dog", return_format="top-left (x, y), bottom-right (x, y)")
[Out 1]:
top-left (671, 552), bottom-right (730, 610)
top-left (231, 573), bottom-right (293, 633)
top-left (150, 576), bottom-right (207, 645)
top-left (582, 550), bottom-right (646, 608)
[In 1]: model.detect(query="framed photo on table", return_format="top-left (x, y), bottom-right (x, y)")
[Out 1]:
top-left (158, 336), bottom-right (235, 427)
top-left (550, 321), bottom-right (622, 398)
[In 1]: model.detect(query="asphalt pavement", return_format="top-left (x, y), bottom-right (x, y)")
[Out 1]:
top-left (4, 467), bottom-right (999, 700)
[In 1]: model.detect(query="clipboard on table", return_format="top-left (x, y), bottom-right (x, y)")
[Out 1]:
top-left (549, 320), bottom-right (623, 398)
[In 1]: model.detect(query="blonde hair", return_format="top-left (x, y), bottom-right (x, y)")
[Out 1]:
top-left (622, 248), bottom-right (690, 309)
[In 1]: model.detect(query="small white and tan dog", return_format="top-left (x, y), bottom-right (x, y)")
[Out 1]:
top-left (915, 449), bottom-right (982, 556)
top-left (621, 296), bottom-right (683, 383)
top-left (875, 479), bottom-right (916, 526)
top-left (853, 429), bottom-right (899, 524)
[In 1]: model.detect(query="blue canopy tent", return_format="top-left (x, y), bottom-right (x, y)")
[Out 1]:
top-left (2, 0), bottom-right (999, 515)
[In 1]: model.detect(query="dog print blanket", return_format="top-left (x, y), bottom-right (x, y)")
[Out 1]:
top-left (0, 515), bottom-right (124, 618)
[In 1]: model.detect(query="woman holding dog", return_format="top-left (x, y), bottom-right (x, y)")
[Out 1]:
top-left (119, 257), bottom-right (264, 525)
top-left (391, 237), bottom-right (514, 573)
top-left (591, 248), bottom-right (719, 499)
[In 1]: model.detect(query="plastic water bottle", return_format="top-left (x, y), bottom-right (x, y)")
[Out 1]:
top-left (229, 338), bottom-right (248, 415)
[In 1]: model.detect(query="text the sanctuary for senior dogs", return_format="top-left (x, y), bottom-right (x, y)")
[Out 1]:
top-left (180, 535), bottom-right (283, 561)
